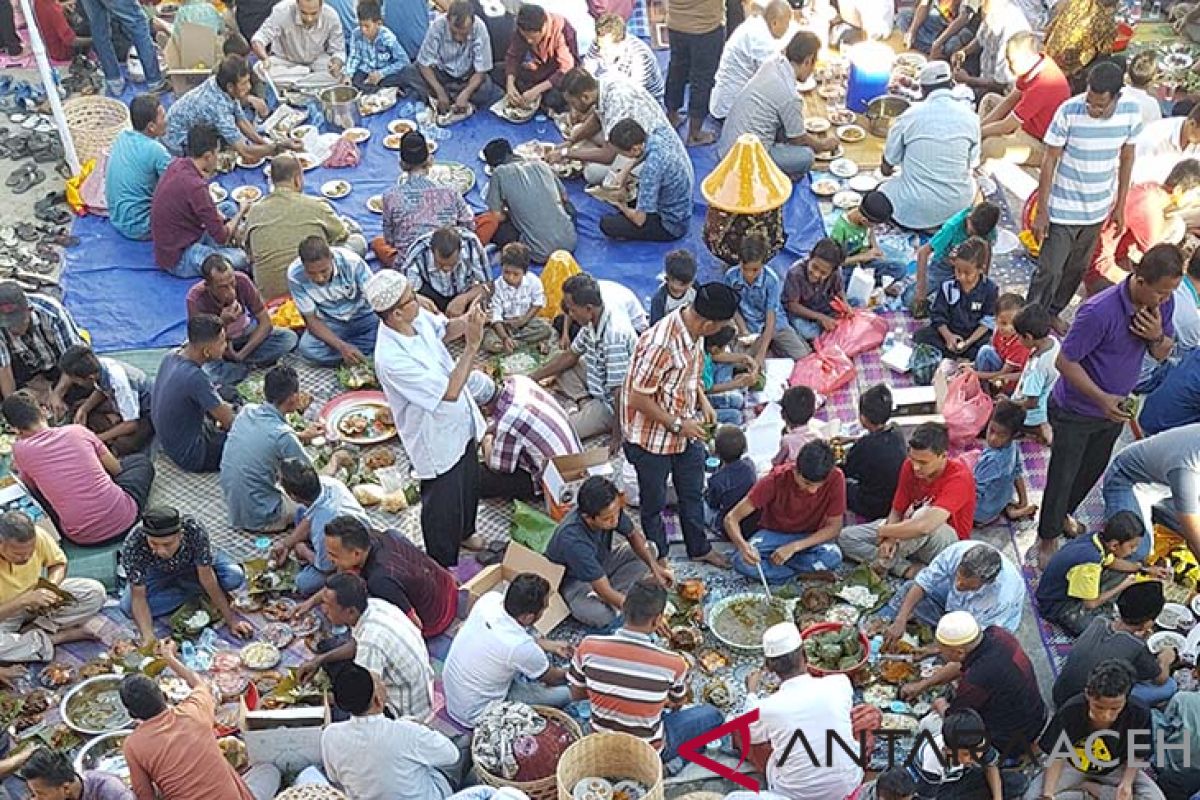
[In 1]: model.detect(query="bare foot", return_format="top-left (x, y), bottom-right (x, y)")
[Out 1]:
top-left (460, 534), bottom-right (486, 551)
top-left (692, 549), bottom-right (730, 569)
top-left (667, 110), bottom-right (685, 129)
top-left (1063, 515), bottom-right (1086, 538)
top-left (687, 130), bottom-right (716, 147)
top-left (51, 625), bottom-right (99, 646)
top-left (1005, 504), bottom-right (1038, 521)
top-left (1036, 539), bottom-right (1058, 571)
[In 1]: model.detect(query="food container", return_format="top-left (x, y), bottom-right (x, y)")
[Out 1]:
top-left (61, 675), bottom-right (133, 735)
top-left (75, 731), bottom-right (131, 784)
top-left (864, 95), bottom-right (910, 138)
top-left (319, 85), bottom-right (361, 131)
top-left (800, 622), bottom-right (870, 677)
top-left (707, 592), bottom-right (795, 652)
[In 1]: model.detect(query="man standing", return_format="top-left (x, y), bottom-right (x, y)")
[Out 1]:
top-left (664, 0), bottom-right (723, 145)
top-left (1028, 62), bottom-right (1143, 327)
top-left (880, 61), bottom-right (980, 231)
top-left (977, 33), bottom-right (1071, 170)
top-left (78, 0), bottom-right (162, 96)
top-left (417, 0), bottom-right (502, 113)
top-left (186, 255), bottom-right (298, 387)
top-left (709, 0), bottom-right (793, 121)
top-left (368, 271), bottom-right (486, 566)
top-left (1036, 245), bottom-right (1180, 566)
top-left (107, 94), bottom-right (172, 242)
top-left (622, 282), bottom-right (738, 569)
top-left (288, 237), bottom-right (379, 367)
top-left (251, 0), bottom-right (346, 90)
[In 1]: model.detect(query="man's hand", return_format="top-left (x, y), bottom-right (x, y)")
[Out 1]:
top-left (770, 541), bottom-right (799, 566)
top-left (156, 638), bottom-right (179, 662)
top-left (1147, 563), bottom-right (1172, 582)
top-left (465, 301), bottom-right (487, 352)
top-left (899, 680), bottom-right (925, 700)
top-left (1100, 393), bottom-right (1134, 424)
top-left (297, 658), bottom-right (321, 684)
top-left (519, 89), bottom-right (541, 108)
top-left (434, 92), bottom-right (452, 114)
top-left (246, 95), bottom-right (269, 119)
top-left (953, 67), bottom-right (970, 83)
top-left (680, 419), bottom-right (707, 440)
top-left (502, 336), bottom-right (517, 354)
top-left (883, 620), bottom-right (906, 650)
top-left (22, 588), bottom-right (60, 613)
top-left (73, 406), bottom-right (89, 426)
top-left (1116, 780), bottom-right (1133, 800)
top-left (1110, 204), bottom-right (1126, 237)
top-left (950, 50), bottom-right (965, 68)
top-left (820, 314), bottom-right (838, 332)
top-left (269, 539), bottom-right (292, 564)
top-left (329, 58), bottom-right (344, 79)
top-left (505, 85), bottom-right (523, 107)
top-left (738, 542), bottom-right (761, 566)
top-left (542, 639), bottom-right (572, 659)
top-left (220, 300), bottom-right (244, 326)
top-left (652, 563), bottom-right (674, 588)
top-left (453, 90), bottom-right (472, 114)
top-left (46, 392), bottom-right (66, 419)
top-left (366, 70), bottom-right (382, 85)
top-left (1032, 206), bottom-right (1050, 242)
top-left (339, 344), bottom-right (367, 365)
top-left (1130, 305), bottom-right (1164, 343)
top-left (227, 617), bottom-right (253, 639)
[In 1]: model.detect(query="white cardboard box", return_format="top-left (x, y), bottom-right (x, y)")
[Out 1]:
top-left (461, 542), bottom-right (569, 635)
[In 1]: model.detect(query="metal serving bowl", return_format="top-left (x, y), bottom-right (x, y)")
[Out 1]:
top-left (74, 732), bottom-right (131, 784)
top-left (60, 675), bottom-right (133, 736)
top-left (864, 95), bottom-right (911, 138)
top-left (707, 592), bottom-right (797, 653)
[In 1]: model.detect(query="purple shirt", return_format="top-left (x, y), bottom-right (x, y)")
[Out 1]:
top-left (82, 770), bottom-right (136, 800)
top-left (1052, 278), bottom-right (1175, 418)
top-left (150, 158), bottom-right (228, 270)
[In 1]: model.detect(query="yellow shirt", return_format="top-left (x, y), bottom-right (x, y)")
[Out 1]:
top-left (0, 528), bottom-right (66, 604)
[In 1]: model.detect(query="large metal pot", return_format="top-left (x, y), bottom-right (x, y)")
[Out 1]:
top-left (319, 85), bottom-right (361, 131)
top-left (864, 94), bottom-right (910, 138)
top-left (60, 675), bottom-right (133, 736)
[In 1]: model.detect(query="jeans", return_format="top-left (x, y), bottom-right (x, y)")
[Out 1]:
top-left (119, 552), bottom-right (246, 617)
top-left (664, 25), bottom-right (724, 120)
top-left (203, 325), bottom-right (299, 387)
top-left (897, 5), bottom-right (948, 52)
top-left (878, 579), bottom-right (945, 625)
top-left (77, 0), bottom-right (161, 83)
top-left (708, 391), bottom-right (744, 425)
top-left (1038, 403), bottom-right (1124, 543)
top-left (1131, 676), bottom-right (1177, 707)
top-left (172, 234), bottom-right (251, 279)
top-left (661, 703), bottom-right (724, 762)
top-left (789, 316), bottom-right (824, 340)
top-left (974, 344), bottom-right (1004, 373)
top-left (297, 312), bottom-right (379, 366)
top-left (731, 530), bottom-right (843, 583)
top-left (506, 675), bottom-right (573, 709)
top-left (1028, 222), bottom-right (1104, 316)
top-left (600, 211), bottom-right (684, 242)
top-left (295, 564), bottom-right (333, 597)
top-left (624, 440), bottom-right (711, 560)
top-left (903, 257), bottom-right (953, 308)
top-left (768, 143), bottom-right (814, 178)
top-left (1101, 457), bottom-right (1168, 564)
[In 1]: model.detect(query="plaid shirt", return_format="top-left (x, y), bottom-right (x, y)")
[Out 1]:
top-left (0, 294), bottom-right (83, 373)
top-left (628, 0), bottom-right (650, 40)
top-left (345, 26), bottom-right (410, 78)
top-left (381, 173), bottom-right (475, 257)
top-left (488, 375), bottom-right (582, 479)
top-left (417, 13), bottom-right (492, 79)
top-left (400, 229), bottom-right (490, 299)
top-left (353, 598), bottom-right (435, 721)
top-left (622, 309), bottom-right (702, 455)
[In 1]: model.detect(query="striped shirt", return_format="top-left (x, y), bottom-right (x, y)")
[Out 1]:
top-left (491, 271), bottom-right (546, 323)
top-left (0, 294), bottom-right (83, 372)
top-left (570, 305), bottom-right (638, 407)
top-left (622, 309), bottom-right (703, 455)
top-left (401, 229), bottom-right (491, 299)
top-left (487, 375), bottom-right (582, 478)
top-left (596, 78), bottom-right (669, 140)
top-left (352, 598), bottom-right (436, 722)
top-left (568, 628), bottom-right (689, 751)
top-left (585, 37), bottom-right (664, 101)
top-left (1044, 94), bottom-right (1144, 226)
top-left (417, 13), bottom-right (492, 79)
top-left (345, 25), bottom-right (410, 78)
top-left (287, 247), bottom-right (374, 323)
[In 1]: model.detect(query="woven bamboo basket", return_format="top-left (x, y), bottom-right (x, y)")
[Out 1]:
top-left (473, 705), bottom-right (583, 800)
top-left (556, 732), bottom-right (665, 800)
top-left (64, 96), bottom-right (130, 165)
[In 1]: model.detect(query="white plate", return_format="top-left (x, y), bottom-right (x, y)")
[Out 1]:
top-left (833, 190), bottom-right (862, 209)
top-left (1191, 593), bottom-right (1200, 620)
top-left (805, 118), bottom-right (832, 134)
top-left (1149, 630), bottom-right (1187, 655)
top-left (230, 186), bottom-right (262, 204)
top-left (236, 154), bottom-right (265, 170)
top-left (836, 124), bottom-right (866, 143)
top-left (797, 76), bottom-right (817, 92)
top-left (366, 194), bottom-right (383, 213)
top-left (321, 179), bottom-right (351, 199)
top-left (829, 158), bottom-right (859, 178)
top-left (994, 228), bottom-right (1020, 255)
top-left (813, 145), bottom-right (845, 162)
top-left (343, 127), bottom-right (370, 143)
top-left (208, 184), bottom-right (228, 203)
top-left (811, 178), bottom-right (841, 197)
top-left (388, 119), bottom-right (416, 136)
top-left (1159, 602), bottom-right (1196, 630)
top-left (847, 174), bottom-right (878, 193)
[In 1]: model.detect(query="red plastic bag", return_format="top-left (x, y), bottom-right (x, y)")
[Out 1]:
top-left (323, 137), bottom-right (361, 168)
top-left (815, 310), bottom-right (888, 358)
top-left (789, 344), bottom-right (855, 395)
top-left (944, 370), bottom-right (993, 446)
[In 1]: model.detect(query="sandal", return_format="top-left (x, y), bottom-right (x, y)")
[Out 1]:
top-left (33, 190), bottom-right (64, 213)
top-left (15, 223), bottom-right (38, 242)
top-left (12, 166), bottom-right (44, 194)
top-left (35, 208), bottom-right (71, 226)
top-left (5, 162), bottom-right (31, 187)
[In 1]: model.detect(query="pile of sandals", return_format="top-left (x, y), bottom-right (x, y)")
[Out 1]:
top-left (0, 191), bottom-right (77, 290)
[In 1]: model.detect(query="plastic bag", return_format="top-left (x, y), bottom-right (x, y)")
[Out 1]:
top-left (815, 310), bottom-right (888, 358)
top-left (64, 158), bottom-right (95, 214)
top-left (323, 136), bottom-right (360, 168)
top-left (845, 266), bottom-right (875, 307)
top-left (789, 344), bottom-right (855, 396)
top-left (79, 151), bottom-right (108, 216)
top-left (910, 343), bottom-right (942, 386)
top-left (510, 500), bottom-right (557, 554)
top-left (943, 370), bottom-right (993, 446)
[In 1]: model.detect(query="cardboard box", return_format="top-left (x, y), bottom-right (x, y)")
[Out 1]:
top-left (462, 542), bottom-right (569, 635)
top-left (891, 369), bottom-right (949, 430)
top-left (238, 696), bottom-right (330, 773)
top-left (164, 23), bottom-right (221, 95)
top-left (542, 449), bottom-right (613, 521)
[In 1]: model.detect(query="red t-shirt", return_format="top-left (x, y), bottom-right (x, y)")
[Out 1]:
top-left (993, 331), bottom-right (1030, 372)
top-left (890, 457), bottom-right (976, 539)
top-left (748, 464), bottom-right (846, 533)
top-left (1014, 56), bottom-right (1071, 141)
top-left (1088, 183), bottom-right (1171, 286)
top-left (185, 271), bottom-right (265, 341)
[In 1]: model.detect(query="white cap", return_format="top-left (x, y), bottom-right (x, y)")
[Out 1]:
top-left (762, 621), bottom-right (802, 658)
top-left (364, 270), bottom-right (408, 313)
top-left (918, 60), bottom-right (953, 86)
top-left (466, 370), bottom-right (497, 405)
top-left (935, 610), bottom-right (981, 647)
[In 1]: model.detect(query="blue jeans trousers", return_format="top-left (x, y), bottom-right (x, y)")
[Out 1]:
top-left (974, 345), bottom-right (1004, 373)
top-left (297, 313), bottom-right (379, 366)
top-left (1131, 677), bottom-right (1178, 708)
top-left (172, 233), bottom-right (251, 279)
top-left (879, 579), bottom-right (945, 625)
top-left (661, 703), bottom-right (724, 762)
top-left (1102, 460), bottom-right (1167, 564)
top-left (204, 325), bottom-right (299, 387)
top-left (623, 440), bottom-right (711, 560)
top-left (788, 316), bottom-right (824, 341)
top-left (77, 0), bottom-right (161, 83)
top-left (708, 391), bottom-right (745, 425)
top-left (731, 529), bottom-right (844, 583)
top-left (119, 552), bottom-right (246, 617)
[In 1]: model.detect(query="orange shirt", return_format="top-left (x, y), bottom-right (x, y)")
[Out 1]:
top-left (123, 688), bottom-right (254, 800)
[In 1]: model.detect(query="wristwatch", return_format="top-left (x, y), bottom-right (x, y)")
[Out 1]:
top-left (668, 417), bottom-right (683, 435)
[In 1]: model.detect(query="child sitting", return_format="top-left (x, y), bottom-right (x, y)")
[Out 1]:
top-left (649, 249), bottom-right (697, 324)
top-left (703, 326), bottom-right (757, 424)
top-left (345, 0), bottom-right (418, 93)
top-left (783, 237), bottom-right (847, 341)
top-left (58, 344), bottom-right (154, 457)
top-left (973, 293), bottom-right (1029, 394)
top-left (910, 709), bottom-right (1025, 799)
top-left (843, 384), bottom-right (907, 521)
top-left (724, 233), bottom-right (811, 361)
top-left (483, 243), bottom-right (553, 353)
top-left (1012, 303), bottom-right (1060, 445)
top-left (1035, 510), bottom-right (1147, 636)
top-left (908, 201), bottom-right (1000, 313)
top-left (704, 425), bottom-right (756, 534)
top-left (858, 767), bottom-right (916, 800)
top-left (973, 400), bottom-right (1035, 526)
top-left (773, 385), bottom-right (818, 466)
top-left (829, 190), bottom-right (906, 290)
top-left (913, 237), bottom-right (998, 360)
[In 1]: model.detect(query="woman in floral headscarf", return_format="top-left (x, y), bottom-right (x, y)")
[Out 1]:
top-left (1043, 0), bottom-right (1118, 84)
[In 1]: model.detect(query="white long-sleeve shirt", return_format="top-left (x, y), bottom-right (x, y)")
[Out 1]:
top-left (321, 714), bottom-right (458, 800)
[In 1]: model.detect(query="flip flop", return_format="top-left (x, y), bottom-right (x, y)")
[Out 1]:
top-left (35, 208), bottom-right (71, 226)
top-left (33, 191), bottom-right (64, 213)
top-left (5, 163), bottom-right (32, 187)
top-left (12, 167), bottom-right (44, 194)
top-left (15, 223), bottom-right (38, 242)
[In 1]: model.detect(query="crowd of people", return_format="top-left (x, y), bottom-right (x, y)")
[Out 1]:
top-left (5, 0), bottom-right (1200, 797)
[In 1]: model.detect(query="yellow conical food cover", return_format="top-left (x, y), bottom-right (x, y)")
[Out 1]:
top-left (701, 134), bottom-right (793, 214)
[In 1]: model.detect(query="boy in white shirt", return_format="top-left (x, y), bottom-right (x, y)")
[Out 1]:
top-left (483, 243), bottom-right (554, 353)
top-left (1125, 52), bottom-right (1163, 125)
top-left (1012, 303), bottom-right (1060, 445)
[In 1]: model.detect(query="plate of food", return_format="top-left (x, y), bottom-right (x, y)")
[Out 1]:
top-left (240, 642), bottom-right (281, 671)
top-left (296, 152), bottom-right (320, 171)
top-left (416, 162), bottom-right (474, 194)
top-left (805, 117), bottom-right (832, 134)
top-left (383, 133), bottom-right (403, 150)
top-left (343, 127), bottom-right (370, 143)
top-left (825, 603), bottom-right (861, 626)
top-left (847, 174), bottom-right (879, 193)
top-left (262, 597), bottom-right (298, 621)
top-left (236, 153), bottom-right (265, 170)
top-left (39, 662), bottom-right (77, 688)
top-left (811, 177), bottom-right (841, 197)
top-left (818, 84), bottom-right (844, 100)
top-left (827, 108), bottom-right (856, 126)
top-left (832, 190), bottom-right (863, 209)
top-left (208, 184), bottom-right (228, 203)
top-left (212, 671), bottom-right (249, 700)
top-left (813, 144), bottom-right (845, 162)
top-left (211, 650), bottom-right (243, 672)
top-left (829, 158), bottom-right (859, 178)
top-left (836, 124), bottom-right (866, 143)
top-left (388, 119), bottom-right (416, 136)
top-left (367, 194), bottom-right (384, 213)
top-left (359, 92), bottom-right (397, 116)
top-left (336, 362), bottom-right (378, 389)
top-left (291, 124), bottom-right (316, 140)
top-left (1159, 603), bottom-right (1197, 630)
top-left (1149, 630), bottom-right (1187, 655)
top-left (879, 713), bottom-right (919, 733)
top-left (231, 185), bottom-right (262, 204)
top-left (261, 622), bottom-right (295, 649)
top-left (321, 179), bottom-right (352, 199)
top-left (157, 675), bottom-right (191, 704)
top-left (490, 97), bottom-right (537, 123)
top-left (895, 52), bottom-right (927, 70)
top-left (61, 676), bottom-right (133, 735)
top-left (863, 683), bottom-right (895, 706)
top-left (322, 390), bottom-right (396, 444)
top-left (1162, 51), bottom-right (1195, 71)
top-left (291, 613), bottom-right (323, 637)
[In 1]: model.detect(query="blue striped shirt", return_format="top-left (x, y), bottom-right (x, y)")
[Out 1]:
top-left (287, 247), bottom-right (374, 323)
top-left (1044, 93), bottom-right (1144, 226)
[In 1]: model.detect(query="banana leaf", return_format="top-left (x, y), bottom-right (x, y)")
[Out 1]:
top-left (168, 597), bottom-right (219, 636)
top-left (245, 557), bottom-right (299, 595)
top-left (838, 564), bottom-right (894, 612)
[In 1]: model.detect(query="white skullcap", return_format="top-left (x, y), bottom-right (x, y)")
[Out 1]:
top-left (466, 370), bottom-right (498, 405)
top-left (364, 270), bottom-right (408, 313)
top-left (762, 621), bottom-right (803, 658)
top-left (935, 610), bottom-right (981, 647)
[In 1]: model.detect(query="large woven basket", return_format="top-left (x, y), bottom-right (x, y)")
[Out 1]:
top-left (64, 96), bottom-right (130, 165)
top-left (556, 732), bottom-right (665, 800)
top-left (473, 705), bottom-right (583, 800)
